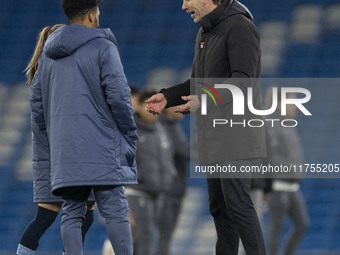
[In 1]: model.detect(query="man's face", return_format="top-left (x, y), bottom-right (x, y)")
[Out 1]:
top-left (182, 0), bottom-right (208, 23)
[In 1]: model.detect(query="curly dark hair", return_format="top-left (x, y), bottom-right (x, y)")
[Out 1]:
top-left (61, 0), bottom-right (101, 20)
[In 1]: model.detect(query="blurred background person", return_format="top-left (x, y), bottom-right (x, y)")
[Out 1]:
top-left (265, 86), bottom-right (310, 255)
top-left (126, 90), bottom-right (177, 255)
top-left (17, 24), bottom-right (95, 255)
top-left (155, 107), bottom-right (190, 255)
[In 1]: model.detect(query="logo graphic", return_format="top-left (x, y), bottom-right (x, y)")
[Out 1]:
top-left (200, 84), bottom-right (312, 116)
top-left (197, 82), bottom-right (222, 115)
top-left (198, 82), bottom-right (312, 128)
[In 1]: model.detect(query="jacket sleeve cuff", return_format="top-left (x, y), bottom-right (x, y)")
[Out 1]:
top-left (159, 79), bottom-right (191, 108)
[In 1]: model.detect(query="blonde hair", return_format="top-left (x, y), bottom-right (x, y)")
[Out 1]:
top-left (25, 24), bottom-right (64, 84)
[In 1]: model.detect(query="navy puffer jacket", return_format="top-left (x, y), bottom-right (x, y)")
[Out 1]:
top-left (30, 24), bottom-right (137, 195)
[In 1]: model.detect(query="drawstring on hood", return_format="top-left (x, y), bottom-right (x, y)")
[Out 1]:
top-left (44, 24), bottom-right (117, 60)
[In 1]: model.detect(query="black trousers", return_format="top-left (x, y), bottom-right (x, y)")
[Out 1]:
top-left (206, 160), bottom-right (266, 255)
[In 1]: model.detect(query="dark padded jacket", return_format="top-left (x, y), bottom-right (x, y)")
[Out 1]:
top-left (133, 114), bottom-right (177, 195)
top-left (161, 0), bottom-right (266, 164)
top-left (160, 115), bottom-right (190, 198)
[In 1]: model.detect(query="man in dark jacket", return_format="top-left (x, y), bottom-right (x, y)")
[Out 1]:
top-left (30, 1), bottom-right (137, 254)
top-left (156, 108), bottom-right (190, 255)
top-left (146, 0), bottom-right (266, 254)
top-left (126, 91), bottom-right (176, 254)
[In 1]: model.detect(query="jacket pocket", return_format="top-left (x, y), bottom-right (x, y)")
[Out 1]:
top-left (120, 135), bottom-right (136, 167)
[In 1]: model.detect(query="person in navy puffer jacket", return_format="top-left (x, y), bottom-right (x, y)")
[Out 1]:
top-left (30, 1), bottom-right (137, 254)
top-left (17, 24), bottom-right (96, 255)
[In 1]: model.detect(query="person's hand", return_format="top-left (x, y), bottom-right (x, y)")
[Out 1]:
top-left (145, 93), bottom-right (167, 115)
top-left (174, 95), bottom-right (200, 114)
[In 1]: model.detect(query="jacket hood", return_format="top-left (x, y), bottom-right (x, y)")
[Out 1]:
top-left (44, 24), bottom-right (117, 59)
top-left (200, 0), bottom-right (254, 32)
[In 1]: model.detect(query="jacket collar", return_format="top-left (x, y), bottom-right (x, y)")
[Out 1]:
top-left (199, 0), bottom-right (233, 32)
top-left (199, 0), bottom-right (254, 32)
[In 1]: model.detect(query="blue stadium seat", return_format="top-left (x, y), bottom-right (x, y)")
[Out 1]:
top-left (1, 0), bottom-right (340, 253)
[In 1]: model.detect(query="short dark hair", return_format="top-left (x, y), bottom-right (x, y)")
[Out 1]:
top-left (129, 84), bottom-right (140, 95)
top-left (61, 0), bottom-right (101, 20)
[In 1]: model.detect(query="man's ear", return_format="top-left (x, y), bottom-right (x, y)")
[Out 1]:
top-left (88, 10), bottom-right (94, 23)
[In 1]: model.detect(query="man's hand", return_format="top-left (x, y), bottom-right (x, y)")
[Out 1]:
top-left (174, 95), bottom-right (200, 114)
top-left (145, 93), bottom-right (167, 115)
